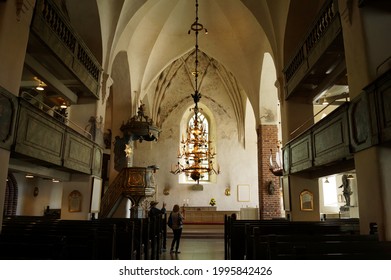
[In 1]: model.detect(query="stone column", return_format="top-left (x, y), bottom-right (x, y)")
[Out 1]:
top-left (339, 0), bottom-right (391, 239)
top-left (0, 0), bottom-right (36, 231)
top-left (279, 86), bottom-right (320, 221)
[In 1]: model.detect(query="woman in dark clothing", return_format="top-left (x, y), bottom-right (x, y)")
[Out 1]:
top-left (169, 204), bottom-right (184, 254)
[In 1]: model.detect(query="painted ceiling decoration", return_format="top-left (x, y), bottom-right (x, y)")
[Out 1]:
top-left (150, 49), bottom-right (246, 145)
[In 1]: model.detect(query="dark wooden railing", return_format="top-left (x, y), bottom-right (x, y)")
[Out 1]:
top-left (283, 0), bottom-right (341, 99)
top-left (284, 0), bottom-right (338, 83)
top-left (31, 0), bottom-right (102, 98)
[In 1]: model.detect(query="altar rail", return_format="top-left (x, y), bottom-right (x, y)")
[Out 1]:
top-left (169, 207), bottom-right (238, 225)
top-left (183, 211), bottom-right (239, 224)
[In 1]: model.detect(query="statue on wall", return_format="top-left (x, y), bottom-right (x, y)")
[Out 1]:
top-left (339, 174), bottom-right (353, 206)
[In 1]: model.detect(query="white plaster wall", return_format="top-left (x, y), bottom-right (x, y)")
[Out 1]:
top-left (68, 103), bottom-right (97, 137)
top-left (133, 98), bottom-right (258, 212)
top-left (13, 173), bottom-right (95, 220)
top-left (319, 174), bottom-right (359, 218)
top-left (15, 174), bottom-right (63, 216)
top-left (61, 174), bottom-right (92, 220)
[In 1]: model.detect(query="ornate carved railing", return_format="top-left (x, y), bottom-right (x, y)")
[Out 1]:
top-left (283, 0), bottom-right (340, 98)
top-left (99, 172), bottom-right (126, 218)
top-left (100, 167), bottom-right (157, 218)
top-left (30, 0), bottom-right (102, 98)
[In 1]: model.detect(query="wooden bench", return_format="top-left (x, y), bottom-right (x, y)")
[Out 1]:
top-left (224, 216), bottom-right (362, 260)
top-left (1, 218), bottom-right (117, 260)
top-left (250, 230), bottom-right (383, 260)
top-left (1, 215), bottom-right (167, 260)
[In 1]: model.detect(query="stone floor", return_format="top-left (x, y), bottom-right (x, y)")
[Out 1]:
top-left (160, 224), bottom-right (225, 260)
top-left (160, 238), bottom-right (225, 260)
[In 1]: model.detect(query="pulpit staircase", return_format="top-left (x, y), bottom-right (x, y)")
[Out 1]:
top-left (100, 167), bottom-right (156, 218)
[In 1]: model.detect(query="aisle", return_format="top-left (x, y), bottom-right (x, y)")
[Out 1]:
top-left (160, 238), bottom-right (225, 260)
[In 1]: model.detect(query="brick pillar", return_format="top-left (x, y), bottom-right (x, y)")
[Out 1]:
top-left (257, 124), bottom-right (282, 219)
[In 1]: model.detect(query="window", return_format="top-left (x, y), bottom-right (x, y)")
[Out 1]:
top-left (322, 176), bottom-right (338, 207)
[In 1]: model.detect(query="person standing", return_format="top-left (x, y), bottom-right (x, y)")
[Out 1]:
top-left (168, 204), bottom-right (184, 254)
top-left (148, 201), bottom-right (166, 217)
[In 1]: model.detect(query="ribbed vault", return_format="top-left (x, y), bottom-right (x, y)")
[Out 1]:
top-left (148, 49), bottom-right (246, 145)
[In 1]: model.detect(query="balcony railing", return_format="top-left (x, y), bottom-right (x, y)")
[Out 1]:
top-left (30, 0), bottom-right (102, 98)
top-left (20, 91), bottom-right (92, 139)
top-left (14, 93), bottom-right (103, 176)
top-left (283, 0), bottom-right (340, 98)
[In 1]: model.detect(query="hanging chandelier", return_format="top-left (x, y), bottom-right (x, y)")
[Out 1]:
top-left (170, 0), bottom-right (220, 182)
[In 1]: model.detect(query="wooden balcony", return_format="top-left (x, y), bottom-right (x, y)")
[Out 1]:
top-left (283, 69), bottom-right (391, 177)
top-left (27, 0), bottom-right (102, 99)
top-left (13, 99), bottom-right (102, 176)
top-left (283, 0), bottom-right (346, 102)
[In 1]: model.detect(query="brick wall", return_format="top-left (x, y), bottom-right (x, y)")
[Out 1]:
top-left (257, 125), bottom-right (282, 219)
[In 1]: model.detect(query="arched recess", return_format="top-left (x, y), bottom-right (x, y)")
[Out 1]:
top-left (259, 53), bottom-right (280, 128)
top-left (4, 173), bottom-right (18, 216)
top-left (107, 51), bottom-right (133, 183)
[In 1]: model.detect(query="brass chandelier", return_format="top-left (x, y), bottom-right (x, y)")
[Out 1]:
top-left (170, 0), bottom-right (220, 182)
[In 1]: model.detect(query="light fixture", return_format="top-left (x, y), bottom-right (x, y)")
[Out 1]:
top-left (60, 102), bottom-right (67, 109)
top-left (324, 177), bottom-right (329, 183)
top-left (322, 98), bottom-right (329, 105)
top-left (25, 174), bottom-right (34, 178)
top-left (36, 83), bottom-right (44, 91)
top-left (170, 0), bottom-right (219, 182)
top-left (347, 174), bottom-right (354, 180)
top-left (34, 77), bottom-right (46, 91)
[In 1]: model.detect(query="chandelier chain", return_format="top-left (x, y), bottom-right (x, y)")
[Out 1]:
top-left (170, 0), bottom-right (220, 182)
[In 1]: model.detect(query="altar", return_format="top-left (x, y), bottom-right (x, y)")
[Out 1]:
top-left (180, 206), bottom-right (239, 224)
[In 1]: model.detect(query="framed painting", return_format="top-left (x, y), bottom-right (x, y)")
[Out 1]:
top-left (68, 190), bottom-right (82, 212)
top-left (300, 190), bottom-right (314, 211)
top-left (237, 184), bottom-right (250, 202)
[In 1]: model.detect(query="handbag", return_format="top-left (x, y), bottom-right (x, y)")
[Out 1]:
top-left (167, 213), bottom-right (173, 228)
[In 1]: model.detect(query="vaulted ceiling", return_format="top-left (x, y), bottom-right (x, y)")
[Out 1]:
top-left (19, 0), bottom-right (332, 139)
top-left (63, 0), bottom-right (325, 123)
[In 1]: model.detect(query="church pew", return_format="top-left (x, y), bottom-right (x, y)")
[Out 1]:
top-left (91, 218), bottom-right (136, 260)
top-left (1, 217), bottom-right (130, 260)
top-left (149, 215), bottom-right (165, 260)
top-left (248, 225), bottom-right (391, 260)
top-left (224, 216), bottom-right (361, 260)
top-left (1, 215), bottom-right (166, 260)
top-left (1, 219), bottom-right (117, 259)
top-left (225, 216), bottom-right (291, 259)
top-left (0, 233), bottom-right (66, 260)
